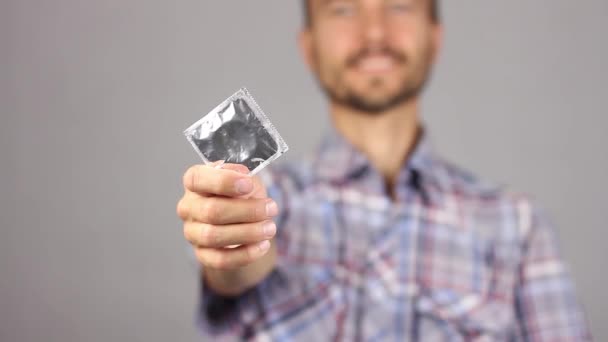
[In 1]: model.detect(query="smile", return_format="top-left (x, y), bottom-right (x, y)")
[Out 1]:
top-left (355, 55), bottom-right (397, 73)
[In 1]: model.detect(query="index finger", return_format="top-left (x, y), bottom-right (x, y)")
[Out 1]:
top-left (183, 164), bottom-right (253, 197)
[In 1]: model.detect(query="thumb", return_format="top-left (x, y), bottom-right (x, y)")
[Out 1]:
top-left (214, 162), bottom-right (250, 175)
top-left (215, 162), bottom-right (268, 199)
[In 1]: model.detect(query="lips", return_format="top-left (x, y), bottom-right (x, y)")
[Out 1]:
top-left (354, 55), bottom-right (398, 73)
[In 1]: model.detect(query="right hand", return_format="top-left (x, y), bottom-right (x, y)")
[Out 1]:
top-left (177, 163), bottom-right (278, 270)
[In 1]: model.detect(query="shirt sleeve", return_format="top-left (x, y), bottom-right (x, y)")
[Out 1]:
top-left (515, 202), bottom-right (592, 341)
top-left (195, 166), bottom-right (292, 340)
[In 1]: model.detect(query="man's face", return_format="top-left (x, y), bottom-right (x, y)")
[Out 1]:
top-left (301, 0), bottom-right (441, 113)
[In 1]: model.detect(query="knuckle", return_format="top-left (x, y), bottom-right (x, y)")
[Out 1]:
top-left (217, 174), bottom-right (232, 193)
top-left (218, 172), bottom-right (241, 196)
top-left (183, 225), bottom-right (193, 243)
top-left (201, 200), bottom-right (220, 223)
top-left (245, 246), bottom-right (259, 263)
top-left (248, 201), bottom-right (262, 222)
top-left (199, 224), bottom-right (218, 246)
top-left (252, 205), bottom-right (261, 222)
top-left (212, 253), bottom-right (230, 270)
top-left (194, 248), bottom-right (206, 266)
top-left (196, 248), bottom-right (223, 269)
top-left (257, 199), bottom-right (269, 220)
top-left (183, 166), bottom-right (196, 190)
top-left (176, 198), bottom-right (189, 220)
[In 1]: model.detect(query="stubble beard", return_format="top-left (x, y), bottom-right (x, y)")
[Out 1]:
top-left (314, 44), bottom-right (434, 115)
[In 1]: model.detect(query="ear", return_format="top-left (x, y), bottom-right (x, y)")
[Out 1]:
top-left (298, 28), bottom-right (315, 72)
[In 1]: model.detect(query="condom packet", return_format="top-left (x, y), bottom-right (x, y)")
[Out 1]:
top-left (184, 87), bottom-right (288, 175)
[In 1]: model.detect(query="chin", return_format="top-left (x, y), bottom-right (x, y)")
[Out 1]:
top-left (356, 87), bottom-right (399, 102)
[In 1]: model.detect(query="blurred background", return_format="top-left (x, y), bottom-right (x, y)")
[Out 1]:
top-left (1, 1), bottom-right (606, 341)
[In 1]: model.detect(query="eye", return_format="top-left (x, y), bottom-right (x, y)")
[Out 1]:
top-left (387, 0), bottom-right (413, 13)
top-left (328, 2), bottom-right (356, 17)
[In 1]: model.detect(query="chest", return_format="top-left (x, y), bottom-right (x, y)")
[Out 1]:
top-left (272, 190), bottom-right (524, 340)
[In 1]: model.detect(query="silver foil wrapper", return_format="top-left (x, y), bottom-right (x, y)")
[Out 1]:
top-left (184, 88), bottom-right (288, 175)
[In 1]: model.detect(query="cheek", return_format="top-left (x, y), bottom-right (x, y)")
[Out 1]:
top-left (388, 19), bottom-right (433, 53)
top-left (314, 26), bottom-right (357, 67)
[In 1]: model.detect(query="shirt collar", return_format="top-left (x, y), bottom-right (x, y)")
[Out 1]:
top-left (313, 126), bottom-right (449, 199)
top-left (313, 128), bottom-right (369, 183)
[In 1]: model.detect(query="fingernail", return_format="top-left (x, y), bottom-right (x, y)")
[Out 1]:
top-left (265, 200), bottom-right (278, 217)
top-left (258, 240), bottom-right (271, 252)
top-left (235, 178), bottom-right (253, 194)
top-left (262, 221), bottom-right (276, 238)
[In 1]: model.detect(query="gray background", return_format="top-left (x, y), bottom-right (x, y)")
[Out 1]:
top-left (1, 1), bottom-right (606, 341)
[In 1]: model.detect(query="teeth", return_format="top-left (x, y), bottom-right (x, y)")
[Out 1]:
top-left (358, 56), bottom-right (394, 72)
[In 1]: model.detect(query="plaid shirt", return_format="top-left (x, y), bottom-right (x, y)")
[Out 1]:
top-left (197, 130), bottom-right (591, 341)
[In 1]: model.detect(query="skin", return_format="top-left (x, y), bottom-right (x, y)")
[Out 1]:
top-left (177, 0), bottom-right (442, 296)
top-left (177, 163), bottom-right (278, 296)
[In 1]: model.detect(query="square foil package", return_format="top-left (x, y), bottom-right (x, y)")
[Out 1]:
top-left (184, 88), bottom-right (288, 175)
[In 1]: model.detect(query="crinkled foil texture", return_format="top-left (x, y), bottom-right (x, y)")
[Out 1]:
top-left (184, 88), bottom-right (288, 175)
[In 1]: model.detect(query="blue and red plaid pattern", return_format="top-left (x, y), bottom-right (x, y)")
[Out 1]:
top-left (197, 130), bottom-right (591, 341)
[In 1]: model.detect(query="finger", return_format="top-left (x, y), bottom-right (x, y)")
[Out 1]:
top-left (208, 163), bottom-right (267, 200)
top-left (183, 164), bottom-right (254, 197)
top-left (190, 196), bottom-right (279, 225)
top-left (217, 163), bottom-right (250, 175)
top-left (194, 241), bottom-right (272, 270)
top-left (184, 220), bottom-right (276, 248)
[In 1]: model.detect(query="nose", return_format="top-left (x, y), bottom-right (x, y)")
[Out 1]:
top-left (361, 9), bottom-right (387, 48)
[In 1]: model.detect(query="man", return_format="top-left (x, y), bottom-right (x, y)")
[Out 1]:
top-left (177, 0), bottom-right (591, 340)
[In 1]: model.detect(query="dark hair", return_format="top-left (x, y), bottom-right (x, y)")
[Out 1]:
top-left (302, 0), bottom-right (440, 27)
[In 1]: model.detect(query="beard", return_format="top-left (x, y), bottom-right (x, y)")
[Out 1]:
top-left (314, 44), bottom-right (434, 114)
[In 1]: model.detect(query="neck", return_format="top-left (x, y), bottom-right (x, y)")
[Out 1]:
top-left (330, 99), bottom-right (421, 193)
